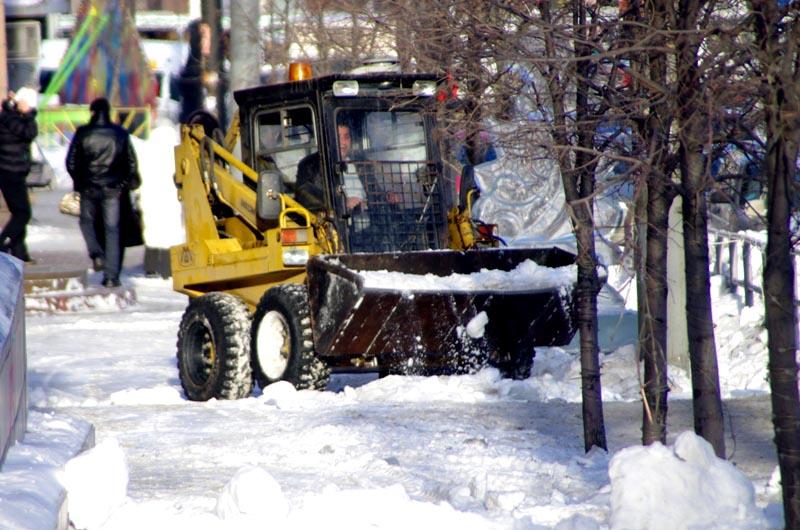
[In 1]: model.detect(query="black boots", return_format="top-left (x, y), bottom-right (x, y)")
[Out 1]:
top-left (102, 277), bottom-right (121, 288)
top-left (0, 238), bottom-right (35, 263)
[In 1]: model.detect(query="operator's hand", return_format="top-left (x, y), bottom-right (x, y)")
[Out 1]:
top-left (347, 196), bottom-right (365, 211)
top-left (386, 192), bottom-right (402, 204)
top-left (16, 98), bottom-right (31, 114)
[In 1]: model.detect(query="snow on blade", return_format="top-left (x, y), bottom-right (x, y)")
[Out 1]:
top-left (358, 259), bottom-right (577, 292)
top-left (465, 311), bottom-right (489, 338)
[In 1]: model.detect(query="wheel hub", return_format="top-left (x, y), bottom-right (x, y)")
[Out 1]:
top-left (256, 310), bottom-right (290, 380)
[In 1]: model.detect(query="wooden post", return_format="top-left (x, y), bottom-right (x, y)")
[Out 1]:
top-left (743, 241), bottom-right (753, 306)
top-left (728, 241), bottom-right (736, 293)
top-left (201, 0), bottom-right (226, 126)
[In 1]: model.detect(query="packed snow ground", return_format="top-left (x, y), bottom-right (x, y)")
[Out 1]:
top-left (0, 129), bottom-right (790, 529)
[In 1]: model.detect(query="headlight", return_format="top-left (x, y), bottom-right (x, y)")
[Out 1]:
top-left (282, 247), bottom-right (309, 266)
top-left (333, 80), bottom-right (359, 97)
top-left (412, 80), bottom-right (436, 97)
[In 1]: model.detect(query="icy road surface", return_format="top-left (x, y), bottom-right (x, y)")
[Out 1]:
top-left (23, 278), bottom-right (780, 528)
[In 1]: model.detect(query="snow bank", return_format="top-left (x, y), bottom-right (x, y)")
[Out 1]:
top-left (609, 431), bottom-right (767, 530)
top-left (216, 465), bottom-right (289, 521)
top-left (0, 412), bottom-right (92, 529)
top-left (60, 438), bottom-right (129, 529)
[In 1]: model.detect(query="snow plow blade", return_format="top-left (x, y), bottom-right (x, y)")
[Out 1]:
top-left (306, 247), bottom-right (578, 372)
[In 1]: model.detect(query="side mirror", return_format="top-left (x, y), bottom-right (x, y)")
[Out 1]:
top-left (257, 170), bottom-right (283, 221)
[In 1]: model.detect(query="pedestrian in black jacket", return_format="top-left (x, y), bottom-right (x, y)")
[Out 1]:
top-left (178, 20), bottom-right (211, 123)
top-left (0, 90), bottom-right (38, 263)
top-left (66, 98), bottom-right (140, 288)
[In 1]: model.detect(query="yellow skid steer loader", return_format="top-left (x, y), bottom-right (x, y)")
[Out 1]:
top-left (170, 70), bottom-right (578, 401)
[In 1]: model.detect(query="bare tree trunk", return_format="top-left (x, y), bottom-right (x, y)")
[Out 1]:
top-left (635, 0), bottom-right (672, 447)
top-left (642, 174), bottom-right (671, 445)
top-left (573, 0), bottom-right (607, 453)
top-left (538, 0), bottom-right (607, 452)
top-left (574, 201), bottom-right (607, 452)
top-left (675, 3), bottom-right (726, 457)
top-left (751, 1), bottom-right (800, 525)
top-left (680, 151), bottom-right (726, 457)
top-left (763, 130), bottom-right (800, 530)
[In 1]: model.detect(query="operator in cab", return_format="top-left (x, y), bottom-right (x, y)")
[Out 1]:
top-left (295, 119), bottom-right (369, 234)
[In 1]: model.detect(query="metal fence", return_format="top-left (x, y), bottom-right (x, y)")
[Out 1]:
top-left (709, 227), bottom-right (800, 307)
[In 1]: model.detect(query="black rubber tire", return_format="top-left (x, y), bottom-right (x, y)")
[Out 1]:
top-left (489, 347), bottom-right (535, 380)
top-left (176, 293), bottom-right (253, 401)
top-left (251, 284), bottom-right (330, 390)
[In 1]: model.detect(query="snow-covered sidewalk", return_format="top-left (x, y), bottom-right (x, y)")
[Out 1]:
top-left (8, 279), bottom-right (785, 529)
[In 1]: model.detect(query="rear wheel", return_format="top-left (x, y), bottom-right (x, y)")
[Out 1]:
top-left (177, 293), bottom-right (253, 401)
top-left (251, 284), bottom-right (330, 390)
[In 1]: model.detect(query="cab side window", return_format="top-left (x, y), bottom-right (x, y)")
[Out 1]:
top-left (256, 106), bottom-right (316, 195)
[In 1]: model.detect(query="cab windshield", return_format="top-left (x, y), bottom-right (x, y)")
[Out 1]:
top-left (332, 108), bottom-right (446, 253)
top-left (335, 110), bottom-right (428, 163)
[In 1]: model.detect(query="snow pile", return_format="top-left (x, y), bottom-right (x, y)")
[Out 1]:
top-left (215, 465), bottom-right (289, 522)
top-left (359, 259), bottom-right (576, 292)
top-left (131, 125), bottom-right (185, 249)
top-left (609, 431), bottom-right (767, 529)
top-left (0, 412), bottom-right (93, 530)
top-left (59, 438), bottom-right (129, 529)
top-left (486, 345), bottom-right (691, 403)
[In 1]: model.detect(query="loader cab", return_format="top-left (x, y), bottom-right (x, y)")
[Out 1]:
top-left (235, 73), bottom-right (452, 254)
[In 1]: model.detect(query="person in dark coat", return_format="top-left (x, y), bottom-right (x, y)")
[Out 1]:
top-left (178, 20), bottom-right (211, 123)
top-left (0, 90), bottom-right (38, 263)
top-left (66, 98), bottom-right (140, 288)
top-left (0, 92), bottom-right (38, 263)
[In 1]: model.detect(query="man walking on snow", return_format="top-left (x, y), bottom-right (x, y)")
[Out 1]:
top-left (66, 98), bottom-right (140, 288)
top-left (0, 89), bottom-right (38, 263)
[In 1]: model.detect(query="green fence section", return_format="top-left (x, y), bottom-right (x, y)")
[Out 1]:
top-left (37, 105), bottom-right (152, 146)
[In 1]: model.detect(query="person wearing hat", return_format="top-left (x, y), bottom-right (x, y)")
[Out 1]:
top-left (66, 98), bottom-right (140, 287)
top-left (0, 88), bottom-right (38, 263)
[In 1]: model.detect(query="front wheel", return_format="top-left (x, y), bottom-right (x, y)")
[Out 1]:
top-left (251, 284), bottom-right (330, 390)
top-left (176, 293), bottom-right (253, 401)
